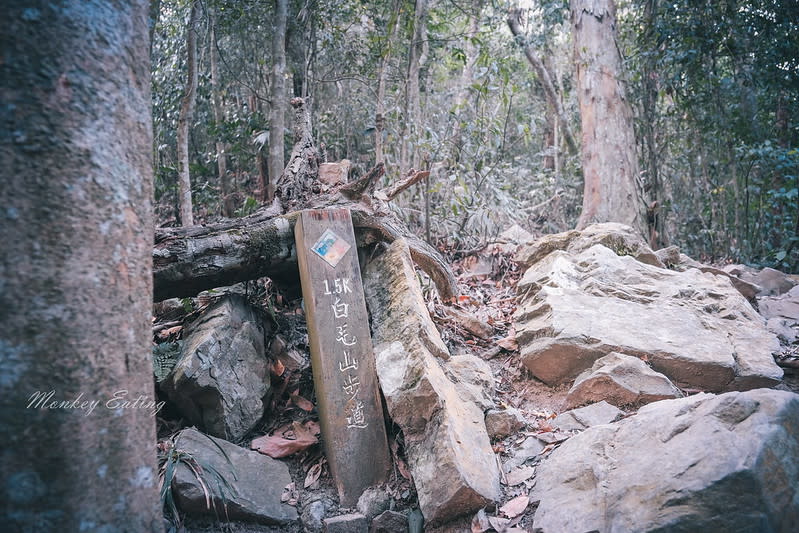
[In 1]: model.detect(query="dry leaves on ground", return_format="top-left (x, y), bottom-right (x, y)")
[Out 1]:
top-left (251, 420), bottom-right (320, 458)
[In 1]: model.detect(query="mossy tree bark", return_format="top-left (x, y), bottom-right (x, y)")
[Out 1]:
top-left (0, 1), bottom-right (161, 530)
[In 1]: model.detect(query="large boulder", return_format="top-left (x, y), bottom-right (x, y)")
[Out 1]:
top-left (514, 225), bottom-right (782, 392)
top-left (531, 389), bottom-right (799, 532)
top-left (514, 222), bottom-right (663, 269)
top-left (172, 428), bottom-right (297, 524)
top-left (162, 295), bottom-right (270, 440)
top-left (566, 352), bottom-right (683, 409)
top-left (364, 239), bottom-right (501, 525)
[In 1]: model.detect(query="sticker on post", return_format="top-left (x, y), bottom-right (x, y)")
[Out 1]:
top-left (311, 229), bottom-right (351, 268)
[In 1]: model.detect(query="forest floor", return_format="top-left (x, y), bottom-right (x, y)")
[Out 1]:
top-left (157, 223), bottom-right (798, 532)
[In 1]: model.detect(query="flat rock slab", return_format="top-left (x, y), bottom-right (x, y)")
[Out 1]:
top-left (162, 295), bottom-right (270, 440)
top-left (172, 428), bottom-right (297, 525)
top-left (323, 513), bottom-right (368, 533)
top-left (514, 225), bottom-right (782, 392)
top-left (485, 407), bottom-right (526, 440)
top-left (370, 510), bottom-right (408, 533)
top-left (364, 239), bottom-right (501, 525)
top-left (566, 352), bottom-right (683, 409)
top-left (531, 389), bottom-right (799, 532)
top-left (551, 400), bottom-right (623, 432)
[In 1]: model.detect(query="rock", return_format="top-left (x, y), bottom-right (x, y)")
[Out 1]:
top-left (364, 239), bottom-right (501, 525)
top-left (356, 487), bottom-right (390, 519)
top-left (754, 266), bottom-right (797, 296)
top-left (531, 389), bottom-right (799, 532)
top-left (654, 245), bottom-right (680, 268)
top-left (566, 352), bottom-right (683, 409)
top-left (323, 513), bottom-right (368, 533)
top-left (514, 222), bottom-right (663, 269)
top-left (767, 317), bottom-right (798, 344)
top-left (370, 510), bottom-right (408, 533)
top-left (514, 226), bottom-right (782, 392)
top-left (444, 354), bottom-right (495, 411)
top-left (551, 401), bottom-right (624, 432)
top-left (172, 428), bottom-right (297, 524)
top-left (485, 407), bottom-right (526, 439)
top-left (678, 255), bottom-right (760, 302)
top-left (301, 499), bottom-right (328, 532)
top-left (162, 295), bottom-right (270, 440)
top-left (502, 437), bottom-right (545, 473)
top-left (759, 285), bottom-right (799, 321)
top-left (443, 306), bottom-right (494, 339)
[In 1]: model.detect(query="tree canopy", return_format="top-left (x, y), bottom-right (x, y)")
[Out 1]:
top-left (151, 0), bottom-right (799, 269)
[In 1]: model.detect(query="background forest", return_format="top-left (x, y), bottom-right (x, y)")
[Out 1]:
top-left (151, 0), bottom-right (799, 270)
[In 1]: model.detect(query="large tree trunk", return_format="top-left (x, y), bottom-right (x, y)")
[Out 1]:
top-left (177, 0), bottom-right (200, 226)
top-left (0, 2), bottom-right (161, 530)
top-left (571, 0), bottom-right (646, 236)
top-left (210, 8), bottom-right (233, 217)
top-left (268, 0), bottom-right (289, 203)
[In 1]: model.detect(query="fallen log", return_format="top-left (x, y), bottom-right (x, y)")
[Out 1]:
top-left (153, 98), bottom-right (457, 303)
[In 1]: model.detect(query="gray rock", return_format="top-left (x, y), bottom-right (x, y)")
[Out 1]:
top-left (514, 226), bottom-right (782, 392)
top-left (444, 354), bottom-right (496, 411)
top-left (301, 499), bottom-right (329, 532)
top-left (754, 266), bottom-right (797, 296)
top-left (654, 245), bottom-right (680, 267)
top-left (370, 510), bottom-right (408, 533)
top-left (356, 487), bottom-right (390, 519)
top-left (514, 222), bottom-right (664, 269)
top-left (364, 239), bottom-right (501, 525)
top-left (323, 513), bottom-right (368, 533)
top-left (162, 295), bottom-right (270, 440)
top-left (566, 352), bottom-right (683, 409)
top-left (172, 428), bottom-right (297, 524)
top-left (503, 437), bottom-right (545, 473)
top-left (485, 407), bottom-right (526, 439)
top-left (551, 401), bottom-right (624, 432)
top-left (531, 389), bottom-right (799, 532)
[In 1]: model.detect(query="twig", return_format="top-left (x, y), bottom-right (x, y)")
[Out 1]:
top-left (339, 163), bottom-right (385, 199)
top-left (379, 168), bottom-right (430, 201)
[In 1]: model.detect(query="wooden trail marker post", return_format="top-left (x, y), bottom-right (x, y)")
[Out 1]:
top-left (295, 209), bottom-right (390, 505)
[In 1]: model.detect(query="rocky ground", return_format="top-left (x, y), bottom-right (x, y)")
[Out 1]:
top-left (152, 223), bottom-right (799, 532)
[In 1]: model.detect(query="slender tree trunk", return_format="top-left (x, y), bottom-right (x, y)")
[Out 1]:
top-left (375, 0), bottom-right (402, 166)
top-left (268, 0), bottom-right (289, 202)
top-left (448, 0), bottom-right (481, 163)
top-left (1, 2), bottom-right (160, 530)
top-left (508, 9), bottom-right (578, 155)
top-left (177, 0), bottom-right (200, 226)
top-left (149, 0), bottom-right (161, 53)
top-left (210, 9), bottom-right (233, 217)
top-left (400, 0), bottom-right (428, 176)
top-left (571, 0), bottom-right (647, 236)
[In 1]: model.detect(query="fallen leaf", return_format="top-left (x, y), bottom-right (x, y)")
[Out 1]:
top-left (304, 461), bottom-right (324, 488)
top-left (505, 466), bottom-right (535, 486)
top-left (497, 335), bottom-right (518, 351)
top-left (270, 358), bottom-right (285, 378)
top-left (488, 516), bottom-right (510, 531)
top-left (281, 482), bottom-right (296, 504)
top-left (499, 494), bottom-right (529, 518)
top-left (251, 421), bottom-right (319, 458)
top-left (157, 325), bottom-right (183, 340)
top-left (470, 508), bottom-right (491, 533)
top-left (290, 393), bottom-right (314, 412)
